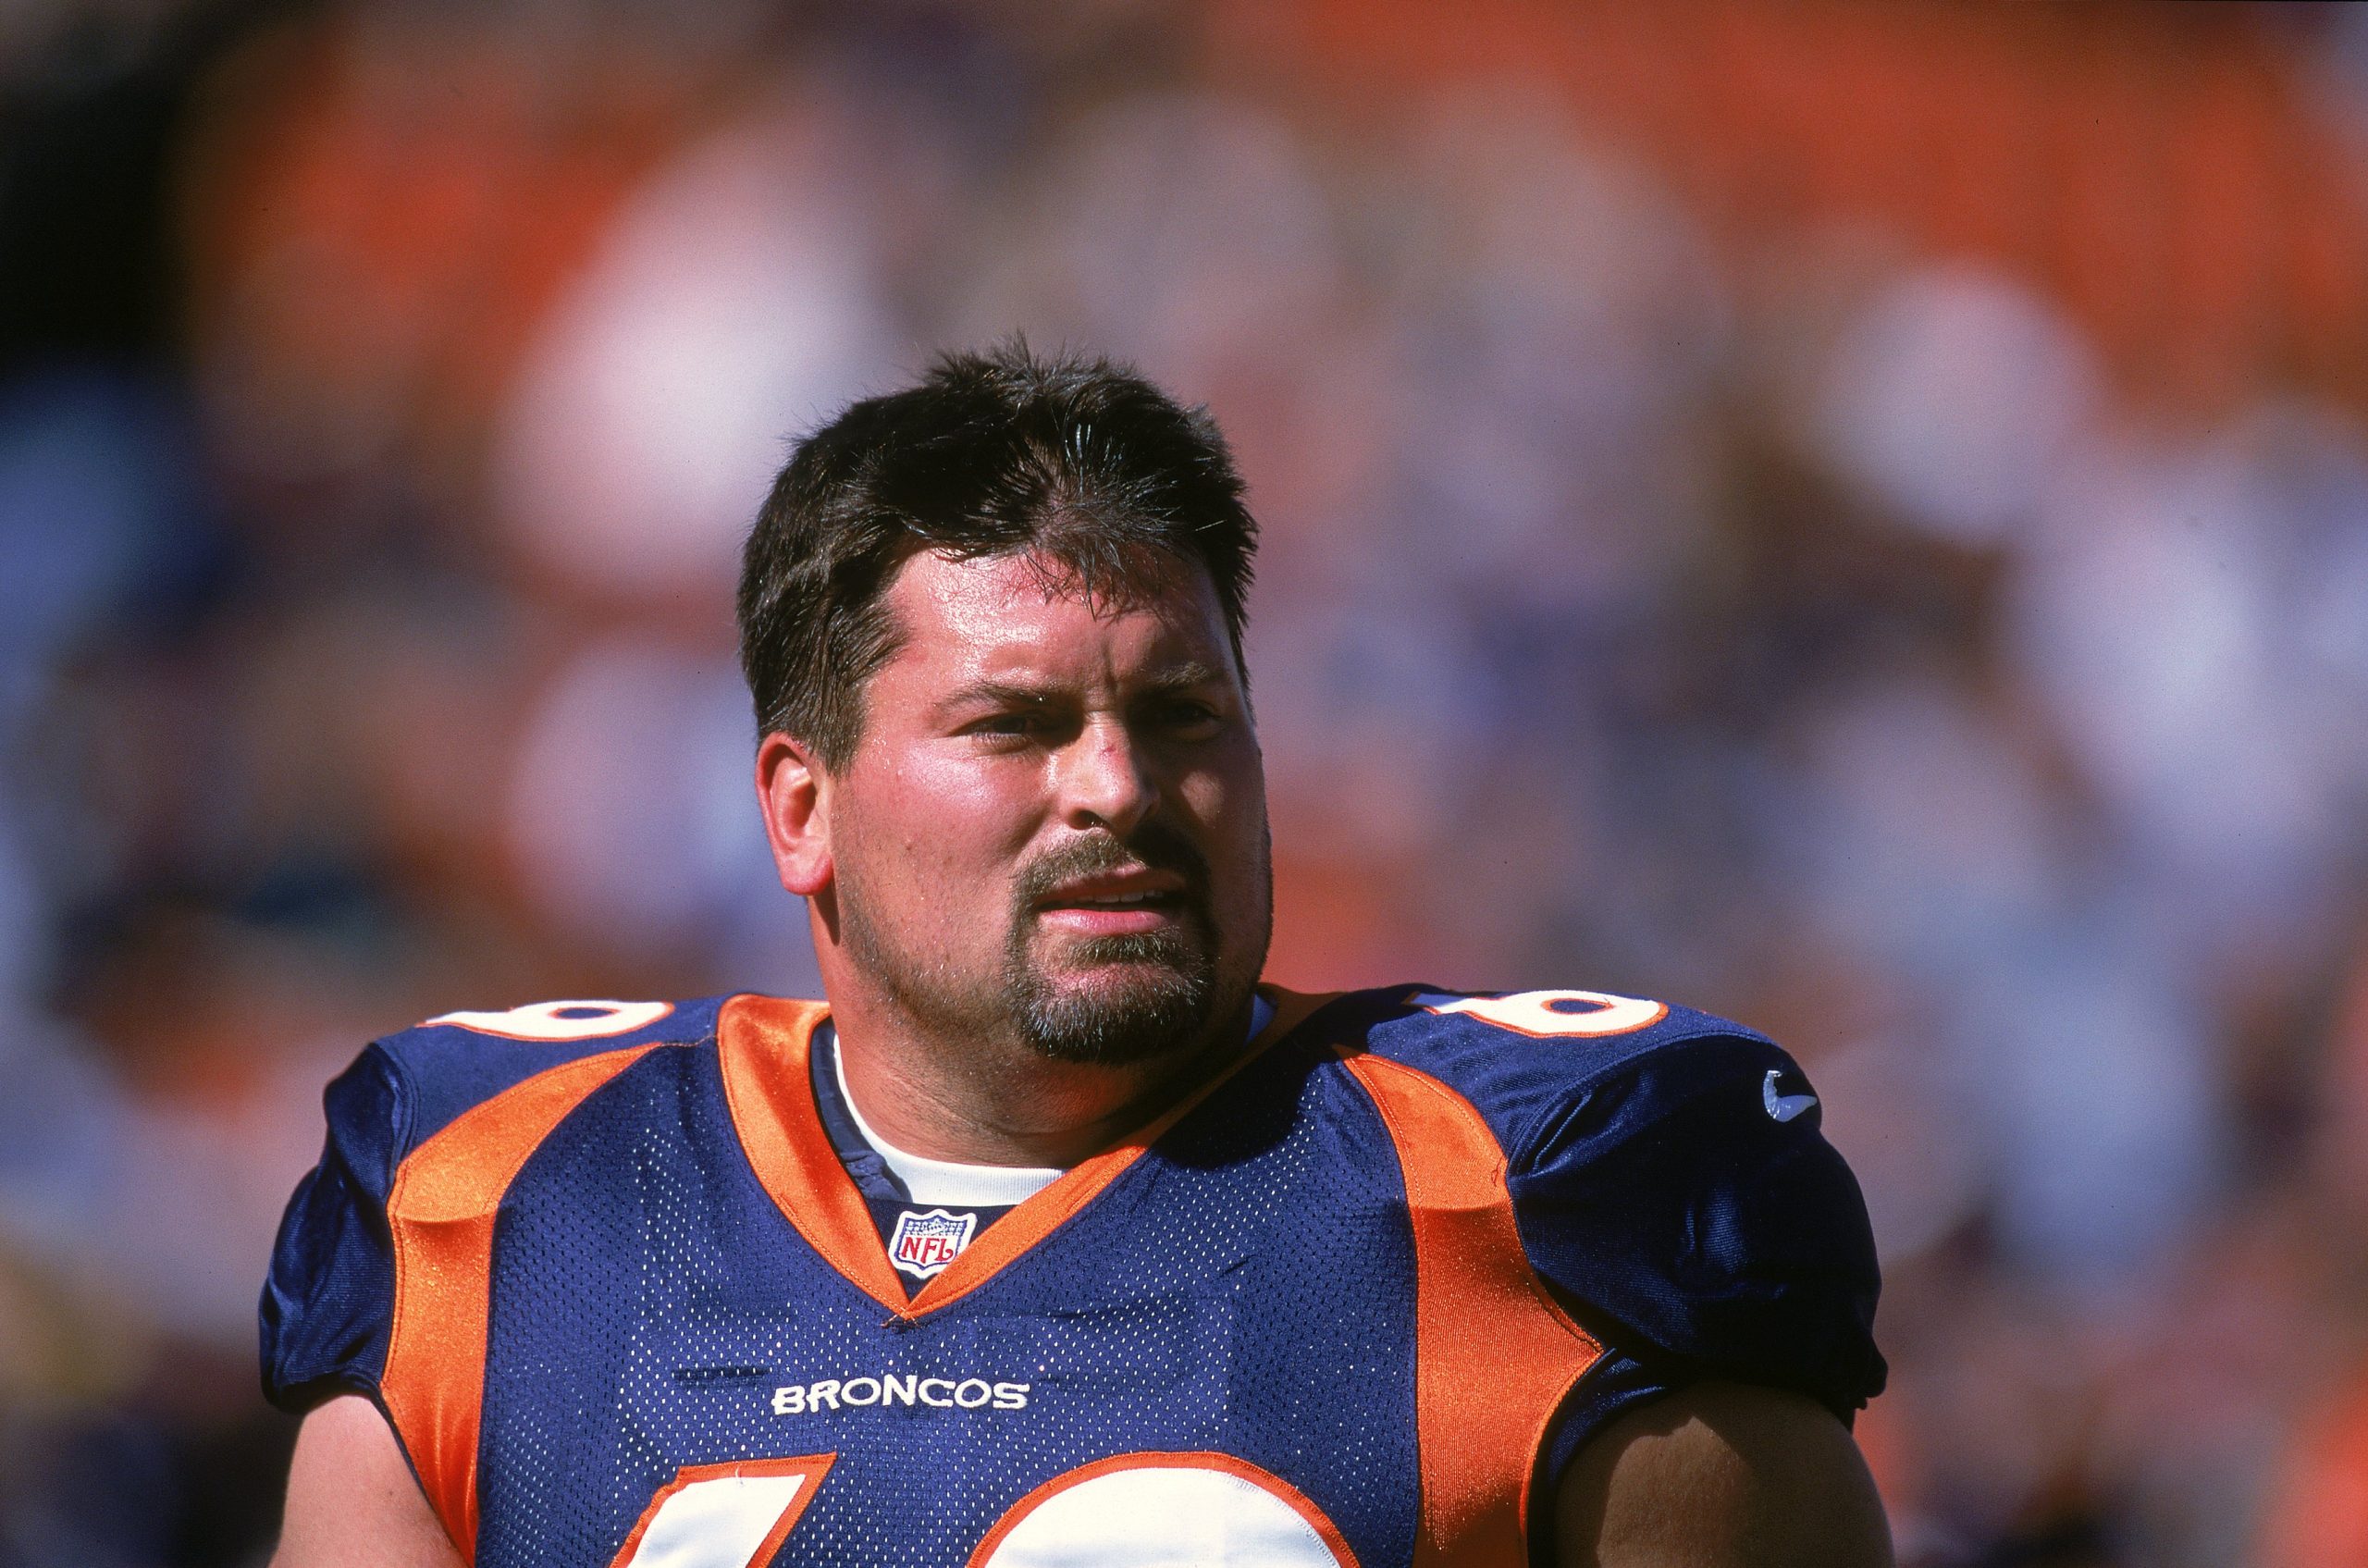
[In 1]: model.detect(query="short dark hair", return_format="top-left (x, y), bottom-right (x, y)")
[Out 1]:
top-left (737, 341), bottom-right (1258, 768)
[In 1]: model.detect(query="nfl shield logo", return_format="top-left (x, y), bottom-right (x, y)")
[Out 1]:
top-left (889, 1207), bottom-right (978, 1280)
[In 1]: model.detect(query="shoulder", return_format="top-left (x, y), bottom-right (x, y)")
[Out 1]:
top-left (1281, 981), bottom-right (1886, 1419)
top-left (263, 994), bottom-right (772, 1417)
top-left (1284, 982), bottom-right (1793, 1168)
top-left (347, 995), bottom-right (737, 1161)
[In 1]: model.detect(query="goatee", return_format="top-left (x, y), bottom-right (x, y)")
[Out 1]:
top-left (1004, 827), bottom-right (1217, 1066)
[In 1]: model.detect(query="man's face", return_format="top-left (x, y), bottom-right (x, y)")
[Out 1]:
top-left (820, 549), bottom-right (1271, 1066)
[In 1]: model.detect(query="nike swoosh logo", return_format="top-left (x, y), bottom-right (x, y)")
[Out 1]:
top-left (1762, 1069), bottom-right (1818, 1123)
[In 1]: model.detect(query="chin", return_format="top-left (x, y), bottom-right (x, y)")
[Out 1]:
top-left (1011, 954), bottom-right (1218, 1068)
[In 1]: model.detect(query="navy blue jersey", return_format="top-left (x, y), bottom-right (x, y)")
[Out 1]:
top-left (261, 985), bottom-right (1883, 1567)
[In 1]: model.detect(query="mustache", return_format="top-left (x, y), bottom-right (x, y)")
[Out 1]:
top-left (1013, 821), bottom-right (1212, 910)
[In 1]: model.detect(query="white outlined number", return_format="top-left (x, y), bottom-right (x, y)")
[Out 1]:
top-left (609, 1457), bottom-right (832, 1568)
top-left (969, 1454), bottom-right (1356, 1567)
top-left (1413, 988), bottom-right (1667, 1038)
top-left (424, 999), bottom-right (674, 1042)
top-left (609, 1452), bottom-right (1358, 1567)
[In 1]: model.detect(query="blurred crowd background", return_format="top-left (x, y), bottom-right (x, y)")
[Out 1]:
top-left (3, 1), bottom-right (2367, 1562)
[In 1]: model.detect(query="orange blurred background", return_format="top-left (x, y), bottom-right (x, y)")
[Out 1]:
top-left (4, 2), bottom-right (2367, 1562)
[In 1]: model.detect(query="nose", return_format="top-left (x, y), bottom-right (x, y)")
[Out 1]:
top-left (1054, 715), bottom-right (1159, 839)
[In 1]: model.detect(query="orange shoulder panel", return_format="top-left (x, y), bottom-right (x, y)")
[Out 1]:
top-left (380, 1043), bottom-right (660, 1563)
top-left (1338, 1051), bottom-right (1602, 1568)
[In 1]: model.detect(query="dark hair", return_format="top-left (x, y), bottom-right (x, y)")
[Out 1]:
top-left (737, 341), bottom-right (1258, 768)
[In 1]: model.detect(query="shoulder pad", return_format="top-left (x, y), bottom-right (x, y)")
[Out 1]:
top-left (369, 994), bottom-right (733, 1151)
top-left (1300, 983), bottom-right (1884, 1417)
top-left (262, 993), bottom-right (768, 1414)
top-left (1306, 982), bottom-right (1773, 1164)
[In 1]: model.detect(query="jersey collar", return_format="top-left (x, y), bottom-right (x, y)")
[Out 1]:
top-left (717, 987), bottom-right (1328, 1319)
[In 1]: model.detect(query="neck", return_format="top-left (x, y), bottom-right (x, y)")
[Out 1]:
top-left (821, 986), bottom-right (1258, 1168)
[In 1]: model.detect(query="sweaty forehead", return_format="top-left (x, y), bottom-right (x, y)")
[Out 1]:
top-left (879, 549), bottom-right (1229, 682)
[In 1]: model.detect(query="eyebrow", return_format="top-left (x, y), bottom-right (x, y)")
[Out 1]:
top-left (1135, 660), bottom-right (1230, 695)
top-left (933, 661), bottom-right (1232, 716)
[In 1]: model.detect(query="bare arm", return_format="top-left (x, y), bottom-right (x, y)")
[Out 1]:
top-left (1553, 1381), bottom-right (1893, 1568)
top-left (273, 1394), bottom-right (462, 1568)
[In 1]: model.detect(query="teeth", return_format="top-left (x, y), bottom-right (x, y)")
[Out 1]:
top-left (1079, 892), bottom-right (1156, 906)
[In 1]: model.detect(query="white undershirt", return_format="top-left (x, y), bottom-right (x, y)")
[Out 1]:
top-left (833, 1040), bottom-right (1062, 1206)
top-left (832, 992), bottom-right (1276, 1209)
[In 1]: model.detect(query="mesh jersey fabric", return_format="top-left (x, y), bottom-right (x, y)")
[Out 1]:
top-left (260, 984), bottom-right (1884, 1567)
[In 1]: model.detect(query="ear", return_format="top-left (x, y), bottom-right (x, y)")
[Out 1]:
top-left (756, 732), bottom-right (833, 898)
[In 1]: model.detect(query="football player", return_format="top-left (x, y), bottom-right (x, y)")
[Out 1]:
top-left (262, 345), bottom-right (1892, 1566)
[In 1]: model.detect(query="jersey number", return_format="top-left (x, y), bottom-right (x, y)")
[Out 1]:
top-left (610, 1457), bottom-right (832, 1568)
top-left (608, 1451), bottom-right (1358, 1568)
top-left (424, 998), bottom-right (675, 1041)
top-left (1414, 987), bottom-right (1667, 1037)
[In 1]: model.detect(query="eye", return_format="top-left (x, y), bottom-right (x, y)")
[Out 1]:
top-left (966, 711), bottom-right (1044, 738)
top-left (1153, 698), bottom-right (1225, 736)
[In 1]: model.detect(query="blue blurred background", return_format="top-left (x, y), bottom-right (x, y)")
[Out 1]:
top-left (4, 1), bottom-right (2368, 1562)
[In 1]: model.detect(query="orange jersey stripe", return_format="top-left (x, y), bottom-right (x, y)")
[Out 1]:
top-left (381, 1043), bottom-right (661, 1562)
top-left (1338, 1051), bottom-right (1602, 1567)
